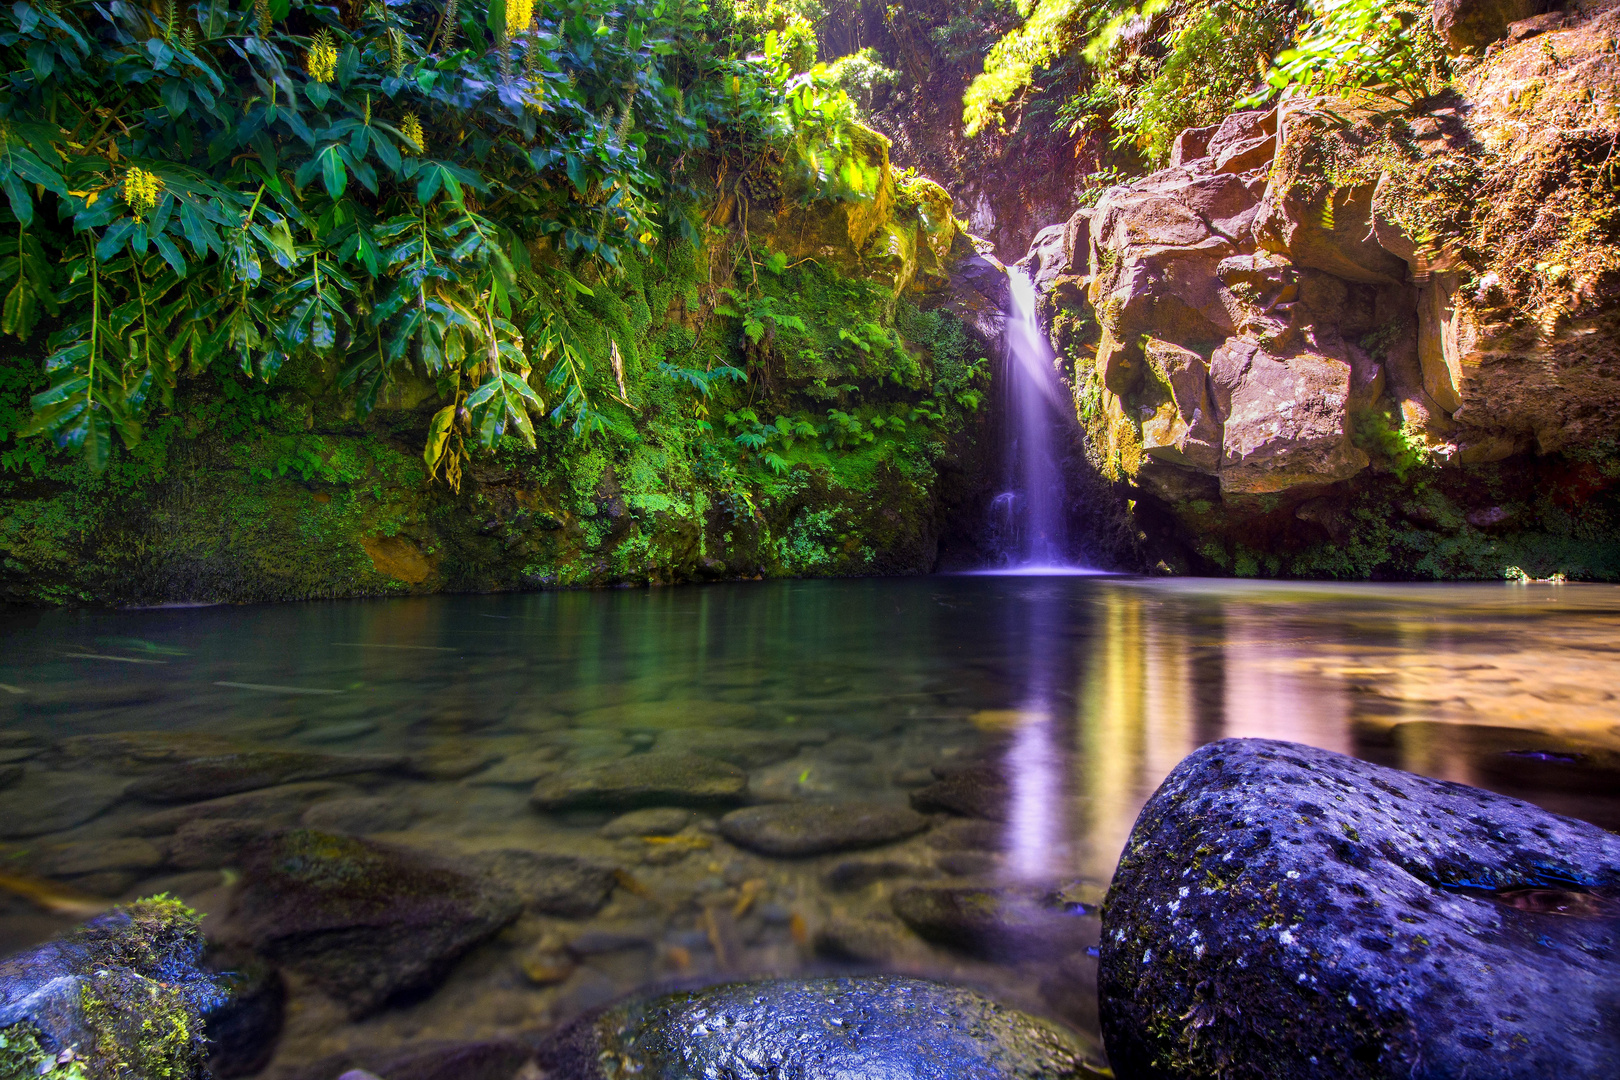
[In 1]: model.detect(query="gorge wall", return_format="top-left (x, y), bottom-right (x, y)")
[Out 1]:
top-left (1010, 0), bottom-right (1620, 578)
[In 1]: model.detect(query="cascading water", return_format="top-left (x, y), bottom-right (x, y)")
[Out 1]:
top-left (984, 268), bottom-right (1083, 572)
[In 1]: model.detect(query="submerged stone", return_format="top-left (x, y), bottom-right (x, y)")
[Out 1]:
top-left (0, 771), bottom-right (126, 838)
top-left (1100, 738), bottom-right (1620, 1079)
top-left (909, 763), bottom-right (1011, 820)
top-left (530, 753), bottom-right (747, 810)
top-left (126, 750), bottom-right (401, 802)
top-left (538, 975), bottom-right (1108, 1079)
top-left (231, 830), bottom-right (521, 1018)
top-left (719, 800), bottom-right (930, 856)
top-left (470, 849), bottom-right (619, 918)
top-left (892, 884), bottom-right (1098, 959)
top-left (0, 896), bottom-right (228, 1080)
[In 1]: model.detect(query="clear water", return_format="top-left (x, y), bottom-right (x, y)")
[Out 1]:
top-left (989, 270), bottom-right (1076, 568)
top-left (3, 576), bottom-right (1619, 1072)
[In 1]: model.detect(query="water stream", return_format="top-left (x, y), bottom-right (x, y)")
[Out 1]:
top-left (986, 269), bottom-right (1078, 571)
top-left (4, 579), bottom-right (1619, 1074)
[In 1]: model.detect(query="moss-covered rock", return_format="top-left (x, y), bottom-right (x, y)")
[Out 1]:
top-left (1099, 738), bottom-right (1620, 1078)
top-left (230, 830), bottom-right (522, 1018)
top-left (0, 897), bottom-right (226, 1080)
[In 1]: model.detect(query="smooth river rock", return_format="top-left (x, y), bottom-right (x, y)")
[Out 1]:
top-left (719, 801), bottom-right (930, 856)
top-left (909, 763), bottom-right (1011, 820)
top-left (892, 884), bottom-right (1098, 959)
top-left (232, 830), bottom-right (522, 1017)
top-left (470, 849), bottom-right (619, 917)
top-left (0, 771), bottom-right (126, 838)
top-left (126, 750), bottom-right (401, 802)
top-left (537, 975), bottom-right (1109, 1079)
top-left (1100, 738), bottom-right (1620, 1079)
top-left (529, 753), bottom-right (747, 810)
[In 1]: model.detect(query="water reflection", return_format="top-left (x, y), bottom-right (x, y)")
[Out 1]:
top-left (2, 577), bottom-right (1619, 1068)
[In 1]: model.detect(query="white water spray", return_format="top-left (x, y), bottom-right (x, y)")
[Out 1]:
top-left (984, 269), bottom-right (1085, 572)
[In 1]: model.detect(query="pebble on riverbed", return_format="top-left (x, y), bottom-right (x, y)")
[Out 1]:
top-left (718, 801), bottom-right (931, 856)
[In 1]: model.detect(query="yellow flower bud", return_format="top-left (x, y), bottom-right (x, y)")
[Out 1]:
top-left (306, 32), bottom-right (338, 84)
top-left (401, 112), bottom-right (425, 153)
top-left (123, 166), bottom-right (164, 221)
top-left (505, 0), bottom-right (534, 36)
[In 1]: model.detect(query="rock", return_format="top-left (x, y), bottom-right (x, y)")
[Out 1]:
top-left (813, 916), bottom-right (923, 964)
top-left (598, 807), bottom-right (696, 838)
top-left (924, 818), bottom-right (1005, 850)
top-left (823, 856), bottom-right (935, 891)
top-left (570, 701), bottom-right (758, 729)
top-left (287, 1040), bottom-right (535, 1080)
top-left (0, 764), bottom-right (20, 789)
top-left (125, 781), bottom-right (359, 835)
top-left (1210, 337), bottom-right (1370, 493)
top-left (300, 795), bottom-right (414, 834)
top-left (0, 771), bottom-right (126, 838)
top-left (538, 975), bottom-right (1107, 1079)
top-left (231, 830), bottom-right (522, 1017)
top-left (719, 801), bottom-right (930, 857)
top-left (169, 818), bottom-right (272, 870)
top-left (0, 897), bottom-right (227, 1080)
top-left (1434, 0), bottom-right (1546, 49)
top-left (297, 720), bottom-right (379, 744)
top-left (27, 838), bottom-right (164, 878)
top-left (654, 728), bottom-right (807, 769)
top-left (1099, 738), bottom-right (1620, 1079)
top-left (892, 884), bottom-right (1098, 959)
top-left (530, 753), bottom-right (747, 811)
top-left (465, 749), bottom-right (563, 786)
top-left (909, 763), bottom-right (1011, 820)
top-left (204, 949), bottom-right (285, 1079)
top-left (470, 849), bottom-right (619, 918)
top-left (402, 745), bottom-right (502, 781)
top-left (125, 751), bottom-right (400, 803)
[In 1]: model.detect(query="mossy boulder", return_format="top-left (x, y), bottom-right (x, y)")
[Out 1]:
top-left (537, 975), bottom-right (1109, 1079)
top-left (0, 897), bottom-right (226, 1080)
top-left (1099, 738), bottom-right (1620, 1078)
top-left (231, 830), bottom-right (522, 1018)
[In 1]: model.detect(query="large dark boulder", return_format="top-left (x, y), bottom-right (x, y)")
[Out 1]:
top-left (1099, 738), bottom-right (1620, 1079)
top-left (0, 897), bottom-right (228, 1080)
top-left (538, 975), bottom-right (1108, 1079)
top-left (232, 830), bottom-right (522, 1018)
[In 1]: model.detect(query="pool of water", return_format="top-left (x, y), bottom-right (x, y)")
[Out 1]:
top-left (3, 576), bottom-right (1618, 1074)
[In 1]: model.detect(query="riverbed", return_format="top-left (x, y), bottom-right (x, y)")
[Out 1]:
top-left (2, 576), bottom-right (1617, 1075)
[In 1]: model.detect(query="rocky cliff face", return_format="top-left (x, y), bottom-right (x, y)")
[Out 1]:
top-left (1021, 0), bottom-right (1620, 577)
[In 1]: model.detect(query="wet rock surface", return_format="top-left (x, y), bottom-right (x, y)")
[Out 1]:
top-left (203, 949), bottom-right (286, 1079)
top-left (538, 975), bottom-right (1107, 1079)
top-left (231, 830), bottom-right (522, 1017)
top-left (719, 801), bottom-right (930, 856)
top-left (529, 753), bottom-right (748, 810)
top-left (0, 898), bottom-right (227, 1080)
top-left (1100, 738), bottom-right (1620, 1079)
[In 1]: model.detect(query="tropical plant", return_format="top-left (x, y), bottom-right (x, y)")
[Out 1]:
top-left (0, 0), bottom-right (784, 470)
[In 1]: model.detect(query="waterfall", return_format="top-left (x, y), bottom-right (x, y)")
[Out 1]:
top-left (983, 268), bottom-right (1084, 572)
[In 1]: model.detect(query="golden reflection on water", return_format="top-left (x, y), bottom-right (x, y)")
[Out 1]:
top-left (1002, 581), bottom-right (1620, 887)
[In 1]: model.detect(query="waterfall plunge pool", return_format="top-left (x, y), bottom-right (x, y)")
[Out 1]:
top-left (2, 575), bottom-right (1617, 1073)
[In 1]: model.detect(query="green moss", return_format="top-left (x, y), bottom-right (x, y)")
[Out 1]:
top-left (0, 1023), bottom-right (91, 1080)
